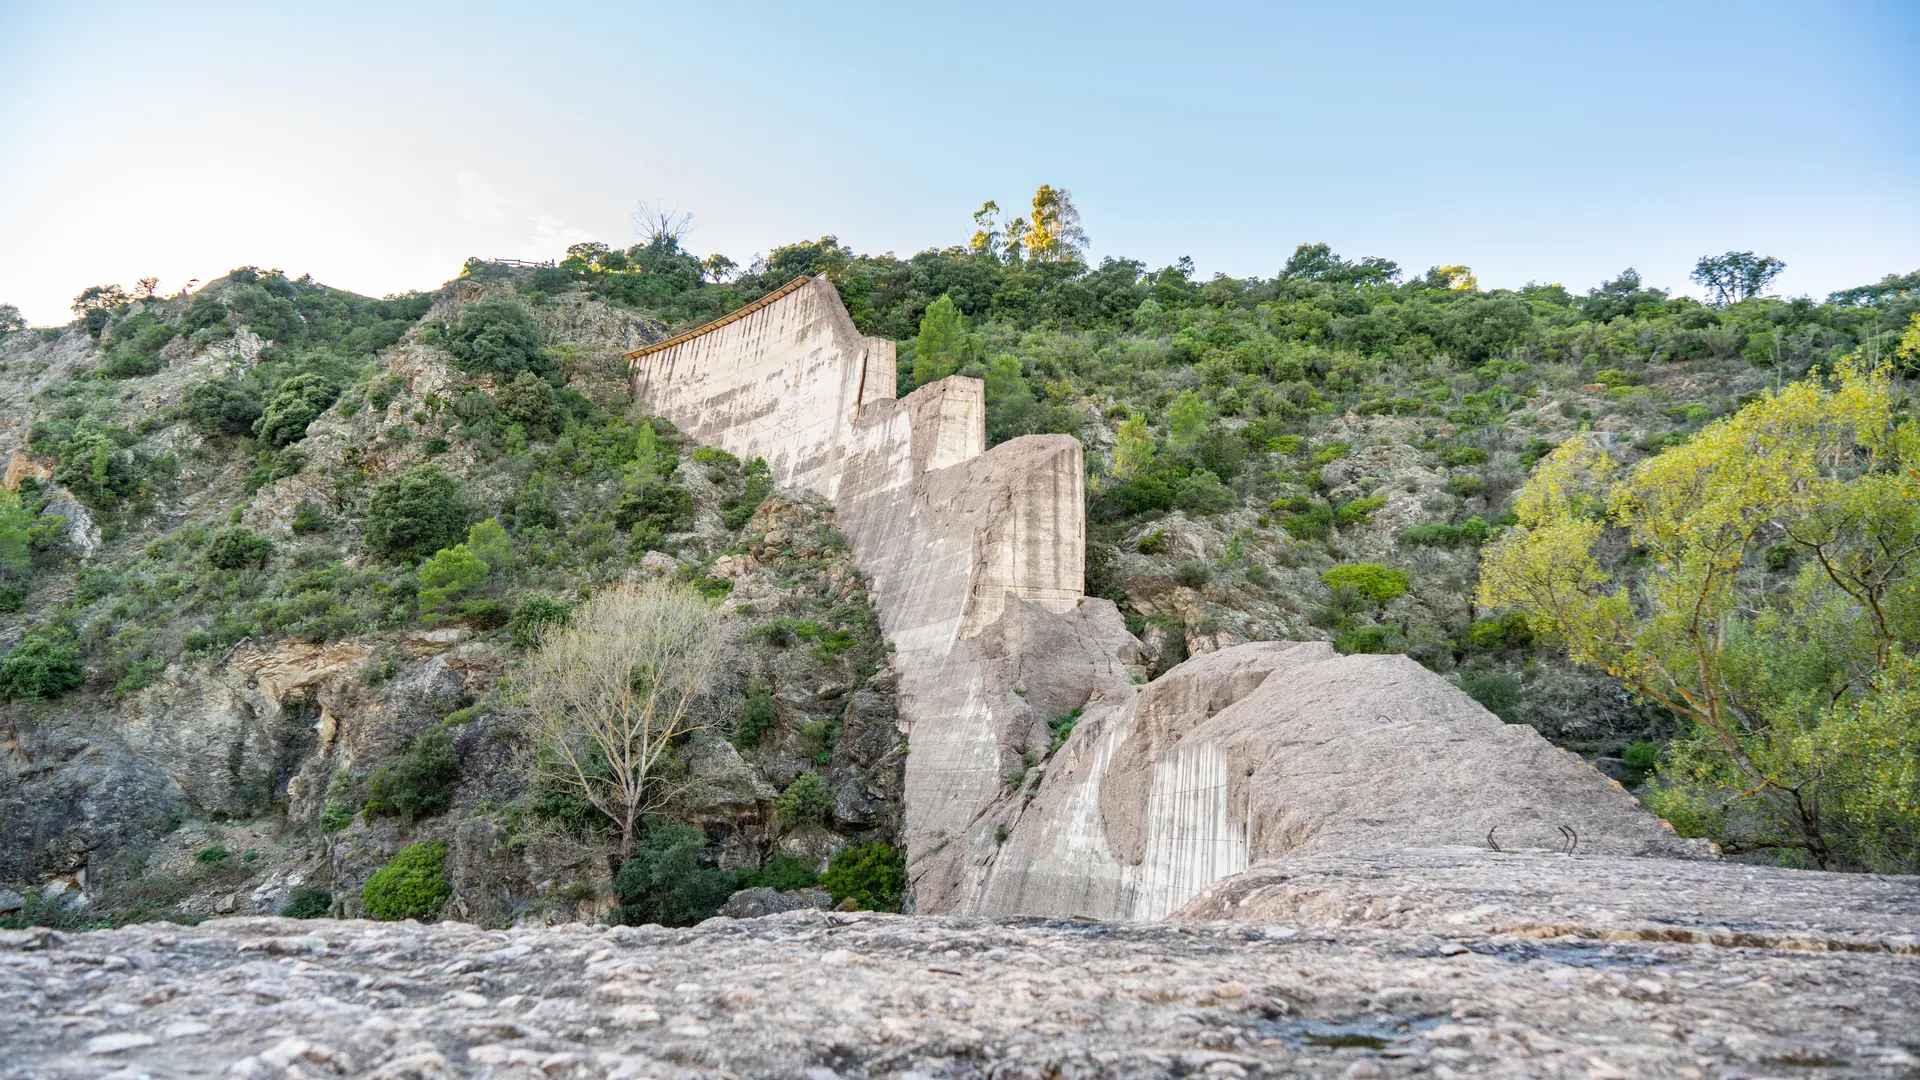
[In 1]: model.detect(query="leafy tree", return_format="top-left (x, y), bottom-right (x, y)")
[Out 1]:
top-left (253, 373), bottom-right (340, 448)
top-left (1691, 251), bottom-right (1787, 305)
top-left (1166, 390), bottom-right (1209, 452)
top-left (0, 304), bottom-right (24, 335)
top-left (362, 840), bottom-right (451, 921)
top-left (508, 595), bottom-right (572, 648)
top-left (464, 517), bottom-right (513, 575)
top-left (0, 635), bottom-right (86, 701)
top-left (1026, 185), bottom-right (1087, 263)
top-left (0, 492), bottom-right (33, 612)
top-left (912, 295), bottom-right (966, 388)
top-left (521, 577), bottom-right (735, 855)
top-left (1112, 413), bottom-right (1155, 478)
top-left (183, 377), bottom-right (263, 438)
top-left (445, 299), bottom-right (552, 380)
top-left (416, 543), bottom-right (490, 616)
top-left (611, 820), bottom-right (735, 927)
top-left (736, 851), bottom-right (818, 892)
top-left (205, 526), bottom-right (274, 570)
top-left (1478, 363), bottom-right (1920, 870)
top-left (364, 464), bottom-right (471, 562)
top-left (494, 371), bottom-right (567, 438)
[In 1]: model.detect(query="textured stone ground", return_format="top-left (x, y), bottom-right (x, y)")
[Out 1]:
top-left (5, 882), bottom-right (1919, 1080)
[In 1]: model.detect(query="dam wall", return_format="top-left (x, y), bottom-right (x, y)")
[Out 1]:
top-left (628, 276), bottom-right (1697, 919)
top-left (627, 277), bottom-right (1100, 890)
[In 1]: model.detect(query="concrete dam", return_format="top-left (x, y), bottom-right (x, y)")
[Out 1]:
top-left (626, 277), bottom-right (1698, 918)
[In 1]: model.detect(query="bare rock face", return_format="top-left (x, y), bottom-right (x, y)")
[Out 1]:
top-left (4, 871), bottom-right (1916, 1080)
top-left (957, 641), bottom-right (1702, 920)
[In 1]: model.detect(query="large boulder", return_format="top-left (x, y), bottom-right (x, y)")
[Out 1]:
top-left (947, 640), bottom-right (1704, 919)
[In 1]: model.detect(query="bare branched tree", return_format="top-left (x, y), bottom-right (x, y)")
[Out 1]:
top-left (631, 199), bottom-right (694, 251)
top-left (521, 576), bottom-right (735, 855)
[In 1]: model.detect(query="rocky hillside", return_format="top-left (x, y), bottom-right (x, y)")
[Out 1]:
top-left (1, 234), bottom-right (1914, 926)
top-left (0, 265), bottom-right (902, 928)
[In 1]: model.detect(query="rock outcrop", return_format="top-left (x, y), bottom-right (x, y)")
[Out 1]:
top-left (5, 857), bottom-right (1916, 1079)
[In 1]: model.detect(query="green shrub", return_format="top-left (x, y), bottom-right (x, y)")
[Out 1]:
top-left (362, 840), bottom-right (451, 921)
top-left (611, 821), bottom-right (735, 927)
top-left (1398, 523), bottom-right (1460, 547)
top-left (1458, 669), bottom-right (1524, 721)
top-left (1464, 611), bottom-right (1533, 651)
top-left (1439, 445), bottom-right (1489, 467)
top-left (445, 299), bottom-right (552, 380)
top-left (776, 771), bottom-right (836, 828)
top-left (280, 886), bottom-right (332, 919)
top-left (1310, 440), bottom-right (1350, 466)
top-left (735, 851), bottom-right (818, 892)
top-left (1174, 469), bottom-right (1235, 513)
top-left (1337, 495), bottom-right (1387, 527)
top-left (291, 500), bottom-right (331, 534)
top-left (1321, 563), bottom-right (1409, 603)
top-left (0, 635), bottom-right (86, 701)
top-left (613, 478), bottom-right (693, 545)
top-left (205, 526), bottom-right (274, 570)
top-left (1173, 562), bottom-right (1211, 588)
top-left (820, 843), bottom-right (906, 912)
top-left (508, 595), bottom-right (572, 647)
top-left (365, 730), bottom-right (461, 822)
top-left (1458, 515), bottom-right (1492, 544)
top-left (417, 543), bottom-right (490, 617)
top-left (195, 844), bottom-right (231, 864)
top-left (364, 464), bottom-right (471, 562)
top-left (494, 372), bottom-right (567, 438)
top-left (1623, 740), bottom-right (1661, 770)
top-left (720, 458), bottom-right (773, 531)
top-left (183, 377), bottom-right (263, 437)
top-left (254, 373), bottom-right (341, 448)
top-left (1334, 625), bottom-right (1402, 654)
top-left (1272, 497), bottom-right (1334, 540)
top-left (734, 678), bottom-right (776, 748)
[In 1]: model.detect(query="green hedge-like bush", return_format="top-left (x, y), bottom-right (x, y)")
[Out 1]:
top-left (280, 886), bottom-right (332, 919)
top-left (363, 840), bottom-right (451, 921)
top-left (1321, 563), bottom-right (1409, 603)
top-left (0, 635), bottom-right (86, 701)
top-left (205, 526), bottom-right (274, 570)
top-left (735, 852), bottom-right (818, 892)
top-left (820, 843), bottom-right (905, 913)
top-left (611, 822), bottom-right (735, 927)
top-left (366, 730), bottom-right (461, 822)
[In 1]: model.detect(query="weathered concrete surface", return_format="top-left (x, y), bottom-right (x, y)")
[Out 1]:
top-left (6, 857), bottom-right (1918, 1080)
top-left (628, 279), bottom-right (1102, 906)
top-left (953, 642), bottom-right (1705, 920)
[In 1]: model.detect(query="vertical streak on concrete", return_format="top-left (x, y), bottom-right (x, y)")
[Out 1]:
top-left (1133, 742), bottom-right (1249, 919)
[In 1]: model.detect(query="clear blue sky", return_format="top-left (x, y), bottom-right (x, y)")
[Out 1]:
top-left (2, 1), bottom-right (1915, 325)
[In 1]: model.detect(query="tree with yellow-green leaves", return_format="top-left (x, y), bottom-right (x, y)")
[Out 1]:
top-left (1477, 362), bottom-right (1920, 872)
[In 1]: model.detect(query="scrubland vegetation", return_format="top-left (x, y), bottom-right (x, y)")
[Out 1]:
top-left (1, 186), bottom-right (1915, 931)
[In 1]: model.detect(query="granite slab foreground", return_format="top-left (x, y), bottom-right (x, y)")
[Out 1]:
top-left (5, 853), bottom-right (1917, 1079)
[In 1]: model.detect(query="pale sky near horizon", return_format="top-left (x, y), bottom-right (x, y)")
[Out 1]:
top-left (1, 1), bottom-right (1915, 327)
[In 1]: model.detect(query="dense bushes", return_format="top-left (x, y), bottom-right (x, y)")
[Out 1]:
top-left (445, 299), bottom-right (552, 380)
top-left (279, 886), bottom-right (332, 919)
top-left (205, 526), bottom-right (273, 569)
top-left (611, 821), bottom-right (735, 927)
top-left (254, 372), bottom-right (341, 448)
top-left (183, 377), bottom-right (263, 437)
top-left (1321, 563), bottom-right (1409, 602)
top-left (362, 840), bottom-right (451, 921)
top-left (820, 842), bottom-right (905, 912)
top-left (365, 730), bottom-right (461, 822)
top-left (364, 464), bottom-right (471, 562)
top-left (0, 635), bottom-right (86, 701)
